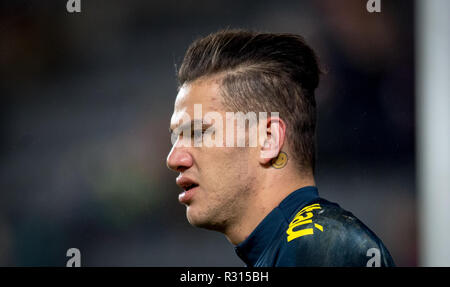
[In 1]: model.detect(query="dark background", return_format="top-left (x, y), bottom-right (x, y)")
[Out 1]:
top-left (0, 0), bottom-right (415, 266)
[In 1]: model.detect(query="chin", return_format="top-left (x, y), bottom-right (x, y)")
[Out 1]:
top-left (186, 206), bottom-right (224, 231)
top-left (186, 207), bottom-right (208, 227)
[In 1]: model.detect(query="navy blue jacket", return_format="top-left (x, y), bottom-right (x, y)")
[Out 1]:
top-left (235, 186), bottom-right (395, 267)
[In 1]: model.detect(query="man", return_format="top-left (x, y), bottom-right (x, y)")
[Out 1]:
top-left (166, 30), bottom-right (395, 267)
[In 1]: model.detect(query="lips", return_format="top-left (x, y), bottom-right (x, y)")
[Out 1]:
top-left (176, 176), bottom-right (199, 204)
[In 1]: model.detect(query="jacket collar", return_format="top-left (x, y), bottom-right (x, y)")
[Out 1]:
top-left (234, 186), bottom-right (319, 266)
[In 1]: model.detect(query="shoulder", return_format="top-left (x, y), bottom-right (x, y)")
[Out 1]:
top-left (276, 199), bottom-right (395, 266)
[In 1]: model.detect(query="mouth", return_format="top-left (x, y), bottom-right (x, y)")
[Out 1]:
top-left (176, 176), bottom-right (199, 204)
top-left (183, 183), bottom-right (199, 192)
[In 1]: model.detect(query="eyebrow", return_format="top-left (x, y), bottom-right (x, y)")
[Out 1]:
top-left (169, 120), bottom-right (213, 134)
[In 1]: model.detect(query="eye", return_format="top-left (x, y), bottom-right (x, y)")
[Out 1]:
top-left (192, 129), bottom-right (204, 141)
top-left (191, 127), bottom-right (210, 136)
top-left (203, 125), bottom-right (215, 135)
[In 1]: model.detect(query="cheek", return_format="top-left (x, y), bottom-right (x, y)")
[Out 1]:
top-left (201, 147), bottom-right (254, 187)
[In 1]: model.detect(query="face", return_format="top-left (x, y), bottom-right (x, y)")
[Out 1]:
top-left (167, 78), bottom-right (259, 232)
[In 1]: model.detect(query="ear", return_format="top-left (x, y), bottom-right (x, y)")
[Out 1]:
top-left (259, 116), bottom-right (286, 165)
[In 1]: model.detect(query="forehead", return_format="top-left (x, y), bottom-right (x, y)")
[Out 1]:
top-left (171, 78), bottom-right (224, 126)
top-left (175, 78), bottom-right (222, 110)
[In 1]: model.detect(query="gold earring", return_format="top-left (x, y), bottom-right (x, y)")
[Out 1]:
top-left (272, 151), bottom-right (288, 169)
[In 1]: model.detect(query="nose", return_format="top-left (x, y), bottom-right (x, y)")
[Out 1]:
top-left (166, 144), bottom-right (193, 172)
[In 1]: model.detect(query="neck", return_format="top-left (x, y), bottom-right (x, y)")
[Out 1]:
top-left (223, 169), bottom-right (315, 245)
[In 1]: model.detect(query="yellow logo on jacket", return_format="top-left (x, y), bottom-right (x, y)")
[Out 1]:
top-left (286, 203), bottom-right (324, 242)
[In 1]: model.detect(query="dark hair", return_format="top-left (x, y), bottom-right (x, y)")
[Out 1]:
top-left (178, 29), bottom-right (321, 174)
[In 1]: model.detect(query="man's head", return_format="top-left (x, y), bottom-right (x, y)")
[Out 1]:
top-left (167, 29), bottom-right (321, 236)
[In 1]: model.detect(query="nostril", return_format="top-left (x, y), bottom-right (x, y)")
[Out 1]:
top-left (176, 166), bottom-right (188, 173)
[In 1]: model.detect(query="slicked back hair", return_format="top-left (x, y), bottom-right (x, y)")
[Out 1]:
top-left (178, 29), bottom-right (321, 174)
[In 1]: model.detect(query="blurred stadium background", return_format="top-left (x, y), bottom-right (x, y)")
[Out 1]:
top-left (0, 0), bottom-right (446, 266)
